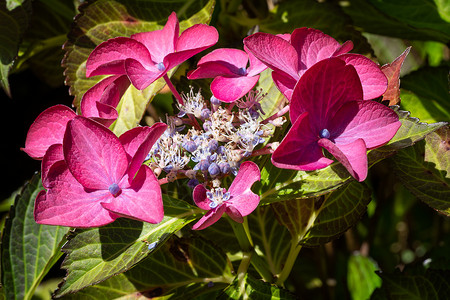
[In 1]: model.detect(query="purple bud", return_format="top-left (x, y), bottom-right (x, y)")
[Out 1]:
top-left (200, 108), bottom-right (211, 120)
top-left (237, 67), bottom-right (247, 76)
top-left (198, 159), bottom-right (210, 171)
top-left (210, 96), bottom-right (220, 105)
top-left (208, 139), bottom-right (218, 152)
top-left (156, 62), bottom-right (165, 71)
top-left (219, 162), bottom-right (231, 174)
top-left (187, 178), bottom-right (199, 189)
top-left (217, 145), bottom-right (226, 155)
top-left (208, 162), bottom-right (220, 176)
top-left (203, 121), bottom-right (212, 131)
top-left (182, 140), bottom-right (197, 152)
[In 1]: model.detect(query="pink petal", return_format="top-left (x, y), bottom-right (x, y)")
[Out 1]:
top-left (225, 205), bottom-right (243, 223)
top-left (131, 12), bottom-right (179, 64)
top-left (63, 117), bottom-right (128, 190)
top-left (86, 37), bottom-right (153, 77)
top-left (197, 48), bottom-right (249, 69)
top-left (227, 161), bottom-right (261, 205)
top-left (187, 61), bottom-right (238, 79)
top-left (192, 205), bottom-right (227, 230)
top-left (119, 122), bottom-right (167, 180)
top-left (192, 184), bottom-right (211, 211)
top-left (41, 144), bottom-right (63, 187)
top-left (290, 58), bottom-right (363, 128)
top-left (338, 54), bottom-right (387, 100)
top-left (80, 75), bottom-right (130, 124)
top-left (22, 105), bottom-right (76, 159)
top-left (271, 71), bottom-right (296, 100)
top-left (330, 100), bottom-right (401, 149)
top-left (102, 165), bottom-right (163, 224)
top-left (34, 162), bottom-right (117, 227)
top-left (164, 24), bottom-right (219, 71)
top-left (318, 138), bottom-right (368, 182)
top-left (244, 33), bottom-right (299, 79)
top-left (332, 40), bottom-right (354, 56)
top-left (245, 46), bottom-right (268, 76)
top-left (124, 58), bottom-right (163, 90)
top-left (211, 76), bottom-right (260, 103)
top-left (272, 112), bottom-right (334, 171)
top-left (290, 28), bottom-right (343, 74)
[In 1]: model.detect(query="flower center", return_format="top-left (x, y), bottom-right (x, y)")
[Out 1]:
top-left (108, 183), bottom-right (121, 197)
top-left (319, 128), bottom-right (331, 139)
top-left (207, 188), bottom-right (231, 209)
top-left (237, 67), bottom-right (247, 76)
top-left (156, 62), bottom-right (165, 71)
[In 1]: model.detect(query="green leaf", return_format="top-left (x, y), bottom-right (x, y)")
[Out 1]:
top-left (343, 0), bottom-right (450, 43)
top-left (378, 269), bottom-right (450, 299)
top-left (400, 66), bottom-right (450, 123)
top-left (300, 181), bottom-right (371, 247)
top-left (257, 68), bottom-right (287, 119)
top-left (347, 254), bottom-right (381, 300)
top-left (60, 235), bottom-right (233, 299)
top-left (219, 273), bottom-right (296, 300)
top-left (0, 0), bottom-right (31, 96)
top-left (259, 0), bottom-right (373, 55)
top-left (55, 195), bottom-right (199, 297)
top-left (62, 0), bottom-right (215, 108)
top-left (249, 206), bottom-right (291, 276)
top-left (1, 174), bottom-right (69, 300)
top-left (392, 126), bottom-right (450, 216)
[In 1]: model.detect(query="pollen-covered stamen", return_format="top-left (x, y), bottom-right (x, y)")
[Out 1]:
top-left (156, 62), bottom-right (165, 71)
top-left (108, 183), bottom-right (121, 197)
top-left (207, 188), bottom-right (231, 209)
top-left (319, 128), bottom-right (331, 139)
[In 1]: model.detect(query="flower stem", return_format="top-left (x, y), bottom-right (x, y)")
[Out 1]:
top-left (275, 240), bottom-right (302, 285)
top-left (228, 218), bottom-right (273, 282)
top-left (163, 74), bottom-right (183, 105)
top-left (261, 104), bottom-right (290, 125)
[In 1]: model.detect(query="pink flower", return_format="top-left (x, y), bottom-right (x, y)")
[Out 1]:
top-left (187, 47), bottom-right (267, 102)
top-left (192, 161), bottom-right (261, 230)
top-left (34, 117), bottom-right (167, 227)
top-left (85, 12), bottom-right (219, 91)
top-left (271, 58), bottom-right (401, 182)
top-left (243, 28), bottom-right (387, 100)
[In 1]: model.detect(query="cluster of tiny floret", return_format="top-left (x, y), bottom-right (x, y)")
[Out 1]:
top-left (146, 88), bottom-right (280, 191)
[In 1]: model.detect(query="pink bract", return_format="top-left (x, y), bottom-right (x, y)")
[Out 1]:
top-left (85, 12), bottom-right (219, 91)
top-left (244, 28), bottom-right (387, 100)
top-left (192, 161), bottom-right (261, 230)
top-left (271, 58), bottom-right (401, 182)
top-left (22, 105), bottom-right (76, 159)
top-left (34, 117), bottom-right (167, 227)
top-left (187, 47), bottom-right (267, 102)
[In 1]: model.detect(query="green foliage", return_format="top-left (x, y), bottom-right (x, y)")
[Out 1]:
top-left (347, 254), bottom-right (382, 300)
top-left (55, 195), bottom-right (199, 296)
top-left (1, 174), bottom-right (69, 300)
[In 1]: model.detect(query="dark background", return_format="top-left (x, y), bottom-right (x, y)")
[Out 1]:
top-left (1, 69), bottom-right (72, 201)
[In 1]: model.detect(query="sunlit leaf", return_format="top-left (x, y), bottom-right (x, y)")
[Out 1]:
top-left (60, 235), bottom-right (233, 299)
top-left (392, 126), bottom-right (450, 216)
top-left (347, 253), bottom-right (382, 300)
top-left (257, 68), bottom-right (287, 118)
top-left (1, 174), bottom-right (69, 300)
top-left (55, 195), bottom-right (199, 297)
